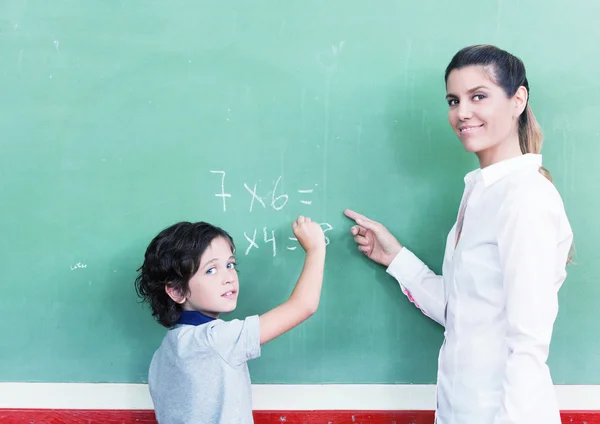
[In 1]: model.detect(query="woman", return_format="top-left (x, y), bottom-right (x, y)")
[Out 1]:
top-left (345, 45), bottom-right (573, 424)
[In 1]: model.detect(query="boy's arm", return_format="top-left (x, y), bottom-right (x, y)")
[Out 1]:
top-left (259, 217), bottom-right (326, 345)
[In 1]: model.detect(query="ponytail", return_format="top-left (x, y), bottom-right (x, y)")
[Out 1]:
top-left (519, 103), bottom-right (543, 155)
top-left (519, 102), bottom-right (553, 182)
top-left (520, 102), bottom-right (574, 264)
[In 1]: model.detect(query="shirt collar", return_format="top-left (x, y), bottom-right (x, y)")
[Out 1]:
top-left (464, 153), bottom-right (542, 187)
top-left (176, 310), bottom-right (216, 326)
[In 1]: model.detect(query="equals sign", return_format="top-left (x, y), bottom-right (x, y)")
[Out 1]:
top-left (298, 189), bottom-right (313, 205)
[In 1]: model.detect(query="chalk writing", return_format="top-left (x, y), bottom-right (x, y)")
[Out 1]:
top-left (244, 182), bottom-right (265, 212)
top-left (244, 229), bottom-right (259, 255)
top-left (211, 171), bottom-right (333, 256)
top-left (210, 170), bottom-right (231, 212)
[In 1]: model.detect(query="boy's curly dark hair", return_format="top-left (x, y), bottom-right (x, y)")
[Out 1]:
top-left (134, 221), bottom-right (235, 328)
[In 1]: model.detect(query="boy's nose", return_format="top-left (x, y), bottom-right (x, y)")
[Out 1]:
top-left (223, 272), bottom-right (236, 284)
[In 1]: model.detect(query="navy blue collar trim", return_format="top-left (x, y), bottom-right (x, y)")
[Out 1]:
top-left (176, 310), bottom-right (216, 326)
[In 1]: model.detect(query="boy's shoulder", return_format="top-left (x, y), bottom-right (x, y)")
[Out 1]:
top-left (160, 315), bottom-right (261, 366)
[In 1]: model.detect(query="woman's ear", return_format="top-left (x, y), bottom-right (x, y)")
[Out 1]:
top-left (165, 285), bottom-right (186, 304)
top-left (514, 86), bottom-right (528, 118)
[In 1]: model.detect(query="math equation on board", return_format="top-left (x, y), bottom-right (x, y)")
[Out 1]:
top-left (210, 171), bottom-right (333, 257)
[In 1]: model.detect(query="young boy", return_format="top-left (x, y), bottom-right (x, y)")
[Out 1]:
top-left (135, 216), bottom-right (326, 423)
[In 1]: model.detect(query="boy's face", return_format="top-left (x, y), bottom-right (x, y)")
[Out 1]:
top-left (182, 236), bottom-right (239, 318)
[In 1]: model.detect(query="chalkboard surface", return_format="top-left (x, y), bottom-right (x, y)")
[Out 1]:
top-left (1, 0), bottom-right (598, 384)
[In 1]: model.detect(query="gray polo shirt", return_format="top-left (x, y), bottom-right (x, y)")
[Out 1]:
top-left (148, 315), bottom-right (261, 423)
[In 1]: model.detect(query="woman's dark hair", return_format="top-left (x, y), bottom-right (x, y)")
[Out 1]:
top-left (134, 221), bottom-right (235, 328)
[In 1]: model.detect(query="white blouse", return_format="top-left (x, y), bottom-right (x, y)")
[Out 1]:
top-left (387, 153), bottom-right (573, 424)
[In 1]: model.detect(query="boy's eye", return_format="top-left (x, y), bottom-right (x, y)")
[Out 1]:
top-left (206, 267), bottom-right (216, 275)
top-left (227, 262), bottom-right (236, 269)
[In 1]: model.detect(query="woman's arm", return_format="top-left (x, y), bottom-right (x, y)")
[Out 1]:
top-left (345, 209), bottom-right (445, 326)
top-left (493, 187), bottom-right (571, 424)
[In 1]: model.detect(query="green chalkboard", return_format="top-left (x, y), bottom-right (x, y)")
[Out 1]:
top-left (1, 0), bottom-right (599, 384)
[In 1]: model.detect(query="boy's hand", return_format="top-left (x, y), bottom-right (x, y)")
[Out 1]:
top-left (292, 216), bottom-right (325, 253)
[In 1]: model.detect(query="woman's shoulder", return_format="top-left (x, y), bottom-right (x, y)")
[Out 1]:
top-left (503, 167), bottom-right (566, 215)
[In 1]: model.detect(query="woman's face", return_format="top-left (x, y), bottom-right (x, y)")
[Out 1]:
top-left (446, 65), bottom-right (526, 167)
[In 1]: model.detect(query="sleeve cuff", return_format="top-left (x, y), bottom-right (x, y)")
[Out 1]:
top-left (245, 315), bottom-right (262, 361)
top-left (386, 247), bottom-right (428, 289)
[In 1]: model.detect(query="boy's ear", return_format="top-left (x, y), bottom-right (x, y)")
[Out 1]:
top-left (165, 285), bottom-right (186, 304)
